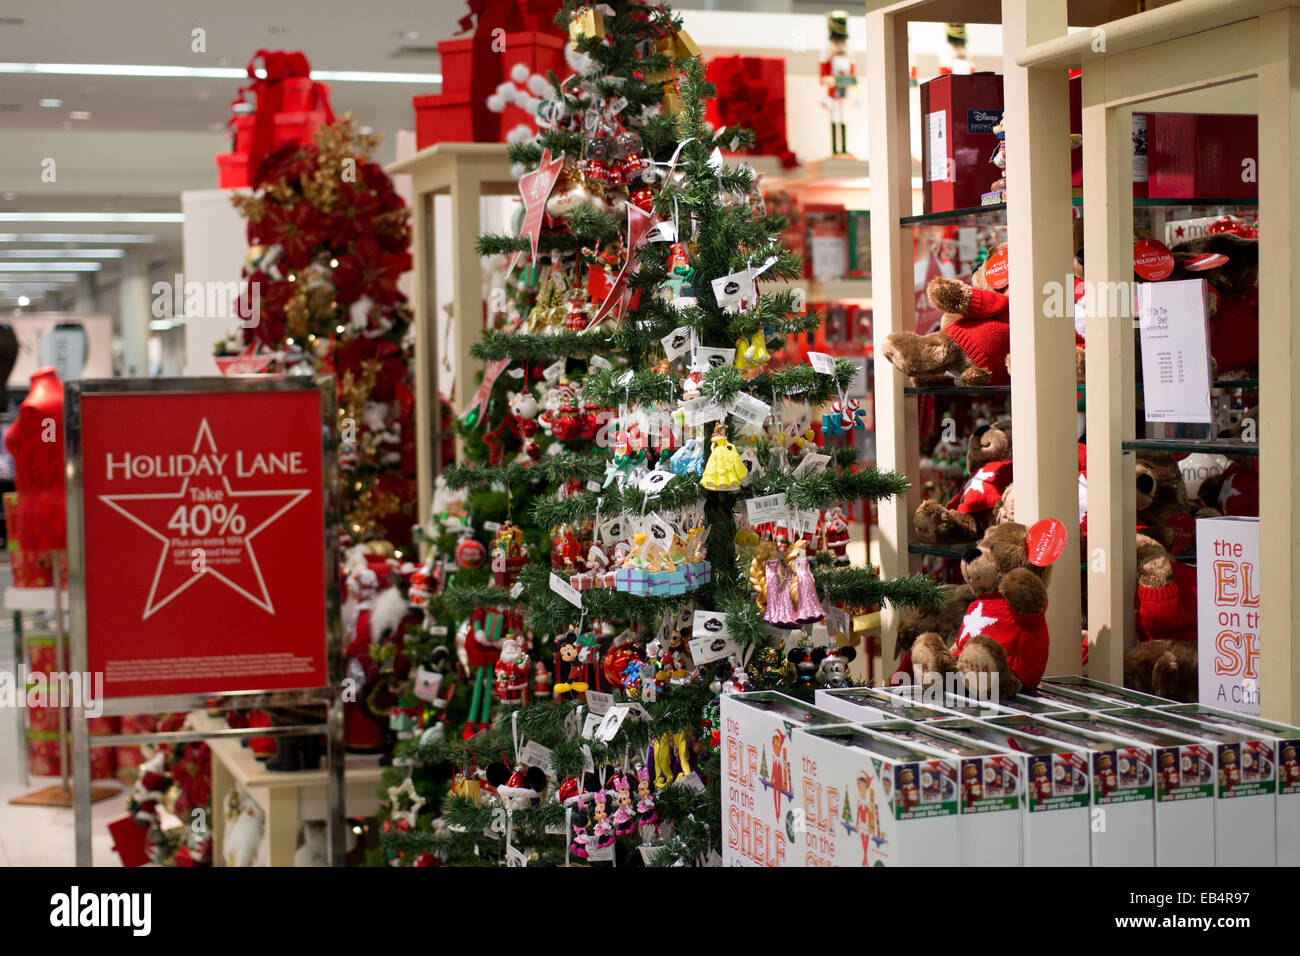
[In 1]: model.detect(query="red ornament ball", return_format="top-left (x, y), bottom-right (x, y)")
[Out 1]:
top-left (454, 537), bottom-right (487, 569)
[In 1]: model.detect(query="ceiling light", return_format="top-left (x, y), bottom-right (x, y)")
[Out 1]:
top-left (16, 295), bottom-right (28, 306)
top-left (0, 62), bottom-right (441, 83)
top-left (0, 248), bottom-right (124, 258)
top-left (0, 283), bottom-right (64, 291)
top-left (69, 109), bottom-right (91, 120)
top-left (0, 261), bottom-right (102, 271)
top-left (0, 212), bottom-right (183, 223)
top-left (0, 232), bottom-right (157, 243)
top-left (0, 275), bottom-right (77, 284)
top-left (38, 97), bottom-right (62, 108)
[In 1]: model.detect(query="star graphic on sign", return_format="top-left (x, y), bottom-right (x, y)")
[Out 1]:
top-left (1175, 226), bottom-right (1186, 237)
top-left (1219, 473), bottom-right (1243, 508)
top-left (961, 601), bottom-right (997, 638)
top-left (100, 418), bottom-right (311, 620)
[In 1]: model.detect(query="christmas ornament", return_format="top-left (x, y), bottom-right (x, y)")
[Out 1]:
top-left (610, 774), bottom-right (637, 836)
top-left (386, 775), bottom-right (426, 827)
top-left (635, 765), bottom-right (658, 825)
top-left (699, 423), bottom-right (746, 491)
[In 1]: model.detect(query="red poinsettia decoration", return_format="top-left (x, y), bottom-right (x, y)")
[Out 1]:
top-left (332, 238), bottom-right (412, 306)
top-left (257, 200), bottom-right (328, 270)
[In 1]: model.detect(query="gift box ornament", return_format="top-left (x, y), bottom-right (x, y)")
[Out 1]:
top-left (615, 566), bottom-right (651, 596)
top-left (569, 6), bottom-right (605, 44)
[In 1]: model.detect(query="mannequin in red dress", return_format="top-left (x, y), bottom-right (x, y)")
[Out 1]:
top-left (5, 367), bottom-right (66, 552)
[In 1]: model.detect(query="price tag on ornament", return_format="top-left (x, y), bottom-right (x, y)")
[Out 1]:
top-left (711, 271), bottom-right (756, 312)
top-left (517, 741), bottom-right (554, 776)
top-left (638, 469), bottom-right (674, 497)
top-left (645, 220), bottom-right (679, 244)
top-left (584, 690), bottom-right (614, 715)
top-left (586, 479), bottom-right (602, 492)
top-left (746, 492), bottom-right (788, 524)
top-left (595, 704), bottom-right (632, 742)
top-left (662, 325), bottom-right (692, 360)
top-left (793, 509), bottom-right (821, 534)
top-left (609, 95), bottom-right (629, 114)
top-left (689, 632), bottom-right (738, 665)
top-left (510, 581), bottom-right (525, 599)
top-left (582, 744), bottom-right (595, 772)
top-left (506, 845), bottom-right (528, 867)
top-left (543, 358), bottom-right (566, 382)
top-left (639, 845), bottom-right (671, 865)
top-left (484, 520), bottom-right (502, 532)
top-left (598, 517), bottom-right (625, 546)
top-left (793, 452), bottom-right (831, 478)
top-left (581, 714), bottom-right (602, 742)
top-left (691, 345), bottom-right (736, 373)
top-left (674, 771), bottom-right (707, 793)
top-left (692, 610), bottom-right (731, 642)
top-left (707, 147), bottom-right (725, 171)
top-left (506, 366), bottom-right (526, 379)
top-left (726, 392), bottom-right (772, 427)
top-left (549, 572), bottom-right (584, 608)
top-left (647, 512), bottom-right (677, 547)
top-left (589, 355), bottom-right (612, 371)
top-left (807, 350), bottom-right (837, 375)
top-left (681, 396), bottom-right (726, 427)
top-left (429, 625), bottom-right (449, 637)
top-left (826, 606), bottom-right (851, 640)
top-left (586, 843), bottom-right (615, 862)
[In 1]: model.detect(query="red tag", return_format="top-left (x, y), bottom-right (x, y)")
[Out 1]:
top-left (1133, 239), bottom-right (1174, 281)
top-left (1025, 518), bottom-right (1067, 567)
top-left (1163, 513), bottom-right (1195, 555)
top-left (983, 247), bottom-right (1009, 290)
top-left (1183, 252), bottom-right (1229, 272)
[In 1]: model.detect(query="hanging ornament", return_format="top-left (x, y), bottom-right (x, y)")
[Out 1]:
top-left (454, 535), bottom-right (487, 569)
top-left (699, 423), bottom-right (746, 492)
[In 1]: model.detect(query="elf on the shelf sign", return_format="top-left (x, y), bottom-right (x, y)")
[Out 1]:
top-left (1197, 516), bottom-right (1260, 715)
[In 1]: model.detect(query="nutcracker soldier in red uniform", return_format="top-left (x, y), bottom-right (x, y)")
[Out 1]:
top-left (819, 11), bottom-right (857, 156)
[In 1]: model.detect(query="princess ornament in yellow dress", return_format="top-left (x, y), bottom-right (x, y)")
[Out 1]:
top-left (699, 422), bottom-right (747, 491)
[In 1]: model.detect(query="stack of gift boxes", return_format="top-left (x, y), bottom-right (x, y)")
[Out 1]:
top-left (722, 677), bottom-right (1300, 867)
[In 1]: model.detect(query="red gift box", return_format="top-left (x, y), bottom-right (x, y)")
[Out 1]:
top-left (1148, 113), bottom-right (1258, 200)
top-left (26, 732), bottom-right (117, 778)
top-left (920, 73), bottom-right (1004, 213)
top-left (705, 55), bottom-right (797, 170)
top-left (414, 31), bottom-right (568, 148)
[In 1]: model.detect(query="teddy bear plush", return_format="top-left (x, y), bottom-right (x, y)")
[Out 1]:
top-left (909, 521), bottom-right (1053, 699)
top-left (892, 582), bottom-right (975, 680)
top-left (1124, 639), bottom-right (1198, 702)
top-left (913, 420), bottom-right (1013, 545)
top-left (1135, 450), bottom-right (1212, 555)
top-left (1196, 406), bottom-right (1259, 517)
top-left (1134, 533), bottom-right (1198, 643)
top-left (882, 274), bottom-right (1010, 387)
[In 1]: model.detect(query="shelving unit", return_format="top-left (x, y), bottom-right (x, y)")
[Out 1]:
top-left (1012, 0), bottom-right (1298, 722)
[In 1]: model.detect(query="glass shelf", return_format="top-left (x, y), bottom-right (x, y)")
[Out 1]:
top-left (901, 204), bottom-right (1005, 225)
top-left (907, 541), bottom-right (971, 559)
top-left (1122, 438), bottom-right (1259, 457)
top-left (904, 385), bottom-right (1011, 396)
top-left (901, 196), bottom-right (1257, 226)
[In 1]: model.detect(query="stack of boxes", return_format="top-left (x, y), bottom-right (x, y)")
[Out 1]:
top-left (721, 678), bottom-right (1300, 866)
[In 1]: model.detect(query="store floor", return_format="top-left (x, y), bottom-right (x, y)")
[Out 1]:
top-left (0, 563), bottom-right (129, 866)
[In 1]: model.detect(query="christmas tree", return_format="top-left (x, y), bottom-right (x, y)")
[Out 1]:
top-left (380, 0), bottom-right (940, 867)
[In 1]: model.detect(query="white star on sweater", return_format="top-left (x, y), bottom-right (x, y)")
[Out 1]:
top-left (962, 601), bottom-right (997, 638)
top-left (965, 467), bottom-right (995, 497)
top-left (1219, 473), bottom-right (1243, 508)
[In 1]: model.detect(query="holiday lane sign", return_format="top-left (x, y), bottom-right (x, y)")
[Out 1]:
top-left (75, 384), bottom-right (329, 698)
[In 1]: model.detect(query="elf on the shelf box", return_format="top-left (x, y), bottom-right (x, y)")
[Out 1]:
top-left (1196, 516), bottom-right (1260, 715)
top-left (721, 692), bottom-right (846, 867)
top-left (791, 724), bottom-right (960, 867)
top-left (1102, 707), bottom-right (1275, 865)
top-left (986, 714), bottom-right (1156, 867)
top-left (931, 719), bottom-right (1092, 866)
top-left (1040, 675), bottom-right (1172, 709)
top-left (866, 720), bottom-right (1024, 867)
top-left (880, 684), bottom-right (1019, 720)
top-left (1157, 704), bottom-right (1300, 866)
top-left (815, 685), bottom-right (955, 723)
top-left (1046, 711), bottom-right (1215, 866)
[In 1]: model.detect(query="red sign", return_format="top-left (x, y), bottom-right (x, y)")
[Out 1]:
top-left (519, 147), bottom-right (564, 264)
top-left (1026, 518), bottom-right (1067, 567)
top-left (982, 246), bottom-right (1009, 291)
top-left (1133, 238), bottom-right (1174, 280)
top-left (79, 388), bottom-right (328, 697)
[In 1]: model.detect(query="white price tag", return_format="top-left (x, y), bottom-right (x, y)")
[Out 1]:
top-left (689, 632), bottom-right (737, 665)
top-left (794, 509), bottom-right (821, 534)
top-left (617, 370), bottom-right (635, 387)
top-left (506, 366), bottom-right (526, 379)
top-left (428, 625), bottom-right (449, 637)
top-left (647, 512), bottom-right (677, 547)
top-left (710, 271), bottom-right (755, 311)
top-left (549, 572), bottom-right (583, 608)
top-left (586, 843), bottom-right (615, 862)
top-left (691, 345), bottom-right (736, 373)
top-left (595, 705), bottom-right (631, 742)
top-left (681, 396), bottom-right (726, 426)
top-left (826, 605), bottom-right (851, 639)
top-left (662, 326), bottom-right (692, 360)
top-left (598, 517), bottom-right (626, 546)
top-left (581, 714), bottom-right (602, 741)
top-left (506, 845), bottom-right (528, 867)
top-left (517, 741), bottom-right (554, 775)
top-left (793, 453), bottom-right (831, 478)
top-left (726, 392), bottom-right (771, 427)
top-left (674, 771), bottom-right (707, 793)
top-left (584, 690), bottom-right (615, 715)
top-left (582, 744), bottom-right (595, 772)
top-left (692, 610), bottom-right (731, 641)
top-left (543, 358), bottom-right (566, 381)
top-left (610, 95), bottom-right (629, 114)
top-left (808, 351), bottom-right (837, 375)
top-left (639, 844), bottom-right (670, 865)
top-left (645, 220), bottom-right (678, 244)
top-left (589, 355), bottom-right (611, 371)
top-left (586, 479), bottom-right (602, 492)
top-left (510, 581), bottom-right (525, 599)
top-left (746, 492), bottom-right (788, 524)
top-left (638, 469), bottom-right (674, 497)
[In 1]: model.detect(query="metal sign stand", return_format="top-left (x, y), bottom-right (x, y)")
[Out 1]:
top-left (64, 376), bottom-right (346, 867)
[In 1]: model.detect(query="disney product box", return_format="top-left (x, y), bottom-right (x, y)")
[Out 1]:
top-left (1156, 704), bottom-right (1300, 866)
top-left (1041, 710), bottom-right (1215, 866)
top-left (865, 720), bottom-right (1024, 866)
top-left (1100, 707), bottom-right (1274, 865)
top-left (919, 73), bottom-right (1005, 213)
top-left (1040, 675), bottom-right (1173, 709)
top-left (986, 714), bottom-right (1155, 867)
top-left (931, 718), bottom-right (1092, 866)
top-left (815, 686), bottom-right (953, 723)
top-left (721, 692), bottom-right (847, 867)
top-left (792, 724), bottom-right (960, 867)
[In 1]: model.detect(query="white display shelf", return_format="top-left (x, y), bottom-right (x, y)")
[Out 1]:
top-left (4, 587), bottom-right (67, 613)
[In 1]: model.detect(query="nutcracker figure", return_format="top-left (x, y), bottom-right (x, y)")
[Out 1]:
top-left (939, 23), bottom-right (973, 75)
top-left (819, 12), bottom-right (858, 156)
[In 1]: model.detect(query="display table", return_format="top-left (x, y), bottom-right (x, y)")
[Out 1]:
top-left (191, 712), bottom-right (386, 866)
